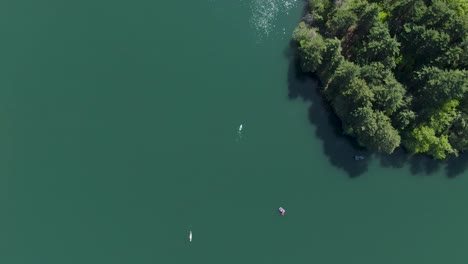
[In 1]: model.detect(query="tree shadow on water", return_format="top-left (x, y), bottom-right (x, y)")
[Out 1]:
top-left (446, 153), bottom-right (468, 179)
top-left (375, 148), bottom-right (408, 170)
top-left (287, 53), bottom-right (370, 177)
top-left (376, 149), bottom-right (442, 176)
top-left (409, 155), bottom-right (444, 176)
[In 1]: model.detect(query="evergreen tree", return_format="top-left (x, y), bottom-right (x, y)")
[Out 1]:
top-left (292, 0), bottom-right (467, 158)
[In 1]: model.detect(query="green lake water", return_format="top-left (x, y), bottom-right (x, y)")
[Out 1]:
top-left (2, 0), bottom-right (468, 263)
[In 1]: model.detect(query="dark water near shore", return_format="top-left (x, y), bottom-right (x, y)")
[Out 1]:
top-left (2, 0), bottom-right (468, 263)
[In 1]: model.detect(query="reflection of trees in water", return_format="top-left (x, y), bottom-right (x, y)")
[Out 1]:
top-left (286, 45), bottom-right (468, 178)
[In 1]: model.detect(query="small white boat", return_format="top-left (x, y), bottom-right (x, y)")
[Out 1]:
top-left (239, 124), bottom-right (243, 131)
top-left (189, 231), bottom-right (192, 242)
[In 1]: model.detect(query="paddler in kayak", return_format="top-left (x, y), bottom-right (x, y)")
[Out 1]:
top-left (278, 207), bottom-right (286, 216)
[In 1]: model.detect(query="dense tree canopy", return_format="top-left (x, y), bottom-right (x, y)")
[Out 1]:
top-left (293, 0), bottom-right (468, 159)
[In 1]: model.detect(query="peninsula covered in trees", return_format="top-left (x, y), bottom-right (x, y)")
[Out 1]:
top-left (293, 0), bottom-right (468, 159)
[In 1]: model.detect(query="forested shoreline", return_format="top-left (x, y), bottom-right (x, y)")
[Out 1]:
top-left (292, 0), bottom-right (468, 159)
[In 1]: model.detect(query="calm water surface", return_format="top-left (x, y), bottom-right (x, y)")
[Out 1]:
top-left (1, 0), bottom-right (468, 263)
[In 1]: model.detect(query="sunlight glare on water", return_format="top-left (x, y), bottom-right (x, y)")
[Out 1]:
top-left (247, 0), bottom-right (298, 40)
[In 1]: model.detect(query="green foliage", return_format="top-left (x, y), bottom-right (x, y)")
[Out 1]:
top-left (326, 60), bottom-right (360, 96)
top-left (393, 109), bottom-right (417, 130)
top-left (309, 0), bottom-right (335, 25)
top-left (444, 0), bottom-right (468, 15)
top-left (361, 63), bottom-right (407, 115)
top-left (318, 38), bottom-right (345, 83)
top-left (293, 0), bottom-right (467, 159)
top-left (372, 82), bottom-right (406, 115)
top-left (347, 107), bottom-right (401, 153)
top-left (378, 11), bottom-right (388, 21)
top-left (404, 126), bottom-right (436, 154)
top-left (357, 22), bottom-right (400, 69)
top-left (332, 77), bottom-right (374, 120)
top-left (400, 24), bottom-right (452, 68)
top-left (326, 7), bottom-right (358, 38)
top-left (293, 22), bottom-right (327, 72)
top-left (343, 77), bottom-right (374, 108)
top-left (357, 3), bottom-right (380, 32)
top-left (449, 113), bottom-right (468, 151)
top-left (404, 125), bottom-right (455, 159)
top-left (398, 99), bottom-right (459, 159)
top-left (448, 94), bottom-right (468, 151)
top-left (396, 0), bottom-right (468, 69)
top-left (428, 99), bottom-right (459, 133)
top-left (292, 21), bottom-right (312, 43)
top-left (388, 0), bottom-right (426, 34)
top-left (413, 67), bottom-right (468, 108)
